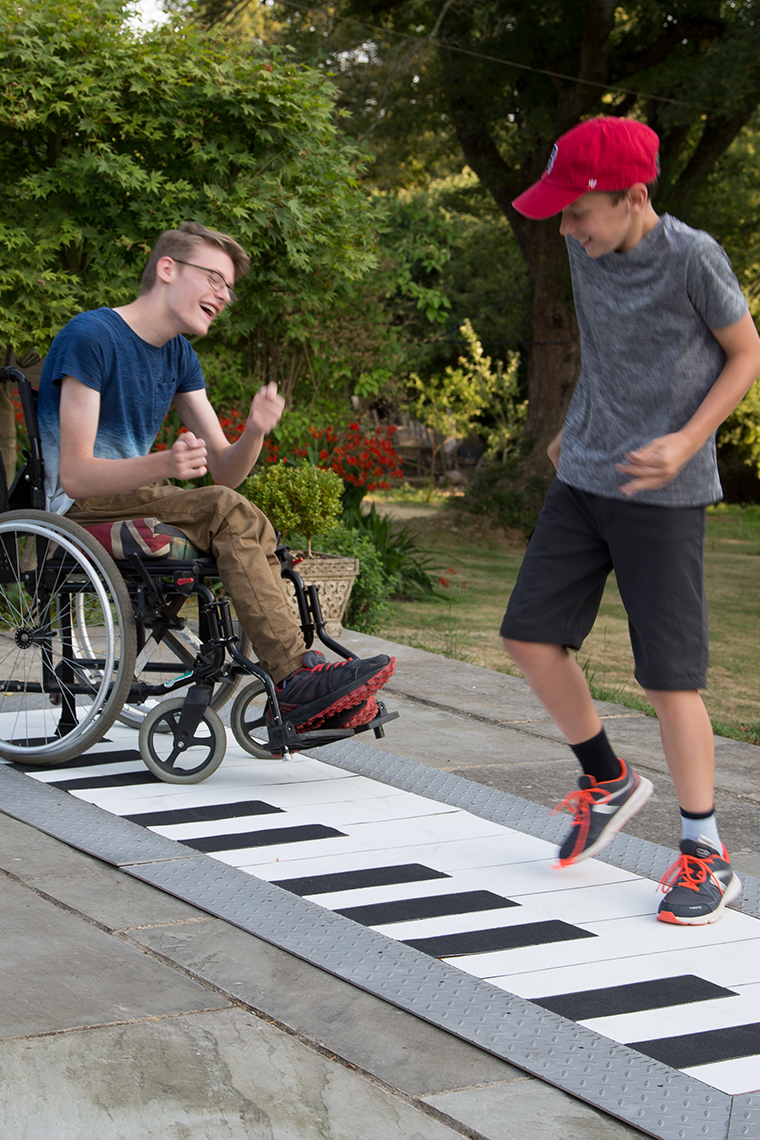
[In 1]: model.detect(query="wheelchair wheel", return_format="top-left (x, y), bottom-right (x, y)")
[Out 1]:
top-left (0, 511), bottom-right (136, 764)
top-left (114, 617), bottom-right (251, 730)
top-left (139, 697), bottom-right (226, 783)
top-left (230, 679), bottom-right (275, 758)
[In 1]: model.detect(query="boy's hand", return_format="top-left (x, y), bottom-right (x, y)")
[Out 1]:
top-left (616, 432), bottom-right (694, 496)
top-left (248, 382), bottom-right (285, 436)
top-left (170, 432), bottom-right (208, 480)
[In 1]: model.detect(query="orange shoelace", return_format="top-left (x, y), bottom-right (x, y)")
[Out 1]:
top-left (552, 784), bottom-right (612, 819)
top-left (551, 784), bottom-right (612, 854)
top-left (658, 850), bottom-right (719, 894)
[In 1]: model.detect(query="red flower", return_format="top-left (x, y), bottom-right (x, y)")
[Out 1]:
top-left (271, 422), bottom-right (403, 492)
top-left (196, 415), bottom-right (403, 495)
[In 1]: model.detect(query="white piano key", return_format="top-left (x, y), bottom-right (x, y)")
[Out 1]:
top-left (473, 913), bottom-right (760, 982)
top-left (680, 1054), bottom-right (760, 1095)
top-left (579, 981), bottom-right (760, 1043)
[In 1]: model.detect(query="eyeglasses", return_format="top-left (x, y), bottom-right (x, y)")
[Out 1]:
top-left (172, 259), bottom-right (238, 304)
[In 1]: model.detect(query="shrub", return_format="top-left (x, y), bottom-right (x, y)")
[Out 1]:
top-left (407, 321), bottom-right (526, 494)
top-left (460, 461), bottom-right (551, 535)
top-left (243, 462), bottom-right (343, 556)
top-left (717, 383), bottom-right (760, 502)
top-left (263, 421), bottom-right (404, 514)
top-left (349, 504), bottom-right (439, 597)
top-left (315, 524), bottom-right (393, 634)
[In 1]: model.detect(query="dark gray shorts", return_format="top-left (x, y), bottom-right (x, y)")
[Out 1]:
top-left (500, 480), bottom-right (709, 691)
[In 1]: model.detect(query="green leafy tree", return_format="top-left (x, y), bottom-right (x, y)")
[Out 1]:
top-left (0, 0), bottom-right (378, 457)
top-left (198, 0), bottom-right (760, 465)
top-left (251, 187), bottom-right (455, 437)
top-left (409, 318), bottom-right (525, 493)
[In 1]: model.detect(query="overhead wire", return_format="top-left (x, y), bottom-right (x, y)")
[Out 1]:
top-left (212, 0), bottom-right (695, 109)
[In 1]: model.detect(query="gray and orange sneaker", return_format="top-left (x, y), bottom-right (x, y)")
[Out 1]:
top-left (657, 838), bottom-right (741, 925)
top-left (267, 652), bottom-right (394, 732)
top-left (554, 758), bottom-right (653, 866)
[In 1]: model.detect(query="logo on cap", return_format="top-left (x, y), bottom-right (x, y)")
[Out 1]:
top-left (588, 178), bottom-right (597, 188)
top-left (546, 144), bottom-right (558, 175)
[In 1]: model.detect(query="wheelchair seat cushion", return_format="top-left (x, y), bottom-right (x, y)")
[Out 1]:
top-left (83, 517), bottom-right (203, 561)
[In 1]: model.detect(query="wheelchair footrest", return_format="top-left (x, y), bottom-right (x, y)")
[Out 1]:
top-left (260, 706), bottom-right (399, 756)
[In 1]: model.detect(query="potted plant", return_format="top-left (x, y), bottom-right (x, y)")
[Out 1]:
top-left (243, 461), bottom-right (360, 635)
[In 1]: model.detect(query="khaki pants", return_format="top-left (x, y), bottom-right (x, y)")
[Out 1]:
top-left (67, 482), bottom-right (305, 684)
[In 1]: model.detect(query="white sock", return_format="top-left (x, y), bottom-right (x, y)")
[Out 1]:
top-left (680, 811), bottom-right (721, 850)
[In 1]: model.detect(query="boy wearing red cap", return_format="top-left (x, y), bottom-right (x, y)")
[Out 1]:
top-left (502, 117), bottom-right (760, 923)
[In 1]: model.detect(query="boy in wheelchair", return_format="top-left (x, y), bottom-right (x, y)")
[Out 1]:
top-left (36, 220), bottom-right (394, 734)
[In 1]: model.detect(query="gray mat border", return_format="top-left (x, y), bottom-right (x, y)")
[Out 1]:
top-left (0, 755), bottom-right (756, 1140)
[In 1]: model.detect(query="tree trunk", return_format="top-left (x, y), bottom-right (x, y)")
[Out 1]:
top-left (521, 223), bottom-right (580, 468)
top-left (437, 31), bottom-right (581, 470)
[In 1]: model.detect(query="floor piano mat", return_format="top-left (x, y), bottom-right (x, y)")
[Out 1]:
top-left (4, 717), bottom-right (760, 1139)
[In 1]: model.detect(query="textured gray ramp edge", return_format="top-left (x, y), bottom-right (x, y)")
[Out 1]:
top-left (729, 1096), bottom-right (760, 1140)
top-left (318, 738), bottom-right (760, 919)
top-left (0, 758), bottom-right (749, 1140)
top-left (0, 764), bottom-right (200, 866)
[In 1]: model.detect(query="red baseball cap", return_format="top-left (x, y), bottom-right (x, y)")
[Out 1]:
top-left (512, 117), bottom-right (660, 219)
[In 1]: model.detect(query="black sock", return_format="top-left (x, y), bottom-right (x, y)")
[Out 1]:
top-left (570, 729), bottom-right (622, 783)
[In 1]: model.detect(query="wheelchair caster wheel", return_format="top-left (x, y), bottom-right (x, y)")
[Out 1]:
top-left (230, 680), bottom-right (276, 758)
top-left (139, 697), bottom-right (226, 783)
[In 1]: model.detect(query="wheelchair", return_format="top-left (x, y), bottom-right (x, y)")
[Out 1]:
top-left (0, 366), bottom-right (397, 783)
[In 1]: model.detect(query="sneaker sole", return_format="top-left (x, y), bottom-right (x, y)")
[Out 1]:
top-left (279, 660), bottom-right (395, 732)
top-left (657, 871), bottom-right (742, 925)
top-left (318, 697), bottom-right (379, 730)
top-left (557, 774), bottom-right (654, 867)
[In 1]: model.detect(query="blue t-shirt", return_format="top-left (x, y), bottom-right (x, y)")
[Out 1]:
top-left (38, 308), bottom-right (205, 513)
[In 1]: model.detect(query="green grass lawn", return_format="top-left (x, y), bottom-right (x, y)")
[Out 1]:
top-left (379, 502), bottom-right (760, 744)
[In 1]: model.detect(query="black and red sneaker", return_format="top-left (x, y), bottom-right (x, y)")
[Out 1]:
top-left (267, 652), bottom-right (394, 732)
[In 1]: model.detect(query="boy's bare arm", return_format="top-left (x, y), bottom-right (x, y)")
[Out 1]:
top-left (616, 310), bottom-right (760, 497)
top-left (547, 430), bottom-right (562, 470)
top-left (173, 382), bottom-right (284, 489)
top-left (58, 376), bottom-right (209, 500)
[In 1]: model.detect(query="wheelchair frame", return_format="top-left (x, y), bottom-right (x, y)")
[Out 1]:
top-left (0, 366), bottom-right (397, 782)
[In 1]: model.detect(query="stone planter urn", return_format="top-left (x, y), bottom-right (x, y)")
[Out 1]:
top-left (285, 552), bottom-right (360, 637)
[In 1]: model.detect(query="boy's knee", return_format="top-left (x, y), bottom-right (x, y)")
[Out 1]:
top-left (206, 485), bottom-right (277, 545)
top-left (503, 636), bottom-right (535, 666)
top-left (194, 484), bottom-right (243, 511)
top-left (503, 637), bottom-right (564, 668)
top-left (198, 484), bottom-right (257, 523)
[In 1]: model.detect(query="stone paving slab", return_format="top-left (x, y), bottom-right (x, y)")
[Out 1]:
top-left (0, 812), bottom-right (204, 930)
top-left (0, 1008), bottom-right (474, 1140)
top-left (1, 873), bottom-right (221, 1039)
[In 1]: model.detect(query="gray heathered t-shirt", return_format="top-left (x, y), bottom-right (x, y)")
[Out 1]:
top-left (557, 213), bottom-right (748, 506)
